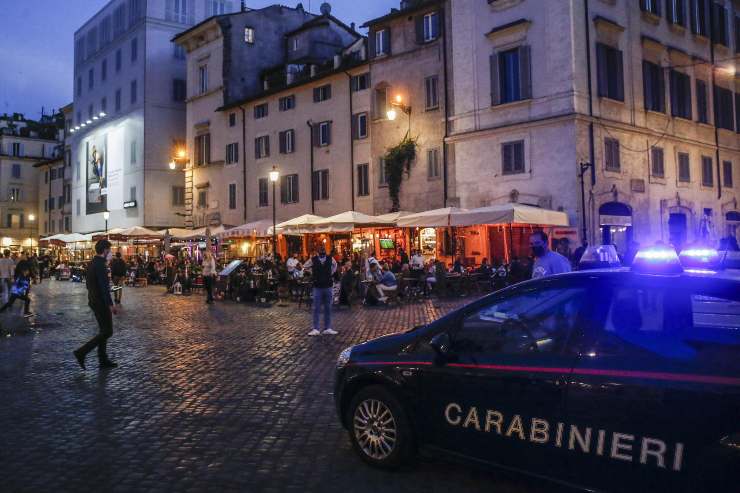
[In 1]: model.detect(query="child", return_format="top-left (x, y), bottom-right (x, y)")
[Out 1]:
top-left (0, 267), bottom-right (32, 316)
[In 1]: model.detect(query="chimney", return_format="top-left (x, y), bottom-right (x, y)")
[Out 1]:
top-left (296, 2), bottom-right (304, 13)
top-left (350, 22), bottom-right (355, 31)
top-left (240, 0), bottom-right (246, 11)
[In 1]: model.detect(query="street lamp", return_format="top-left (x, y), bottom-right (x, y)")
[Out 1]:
top-left (386, 94), bottom-right (412, 134)
top-left (269, 166), bottom-right (280, 258)
top-left (28, 213), bottom-right (36, 254)
top-left (103, 211), bottom-right (110, 234)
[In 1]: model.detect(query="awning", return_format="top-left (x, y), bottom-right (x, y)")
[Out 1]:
top-left (310, 211), bottom-right (397, 232)
top-left (96, 226), bottom-right (163, 241)
top-left (396, 207), bottom-right (470, 227)
top-left (375, 211), bottom-right (414, 223)
top-left (451, 203), bottom-right (570, 227)
top-left (271, 214), bottom-right (327, 234)
top-left (217, 220), bottom-right (274, 239)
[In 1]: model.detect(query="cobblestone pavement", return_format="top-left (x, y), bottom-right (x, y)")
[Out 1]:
top-left (0, 280), bottom-right (561, 493)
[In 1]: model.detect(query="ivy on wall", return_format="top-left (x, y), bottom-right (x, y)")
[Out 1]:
top-left (383, 134), bottom-right (417, 212)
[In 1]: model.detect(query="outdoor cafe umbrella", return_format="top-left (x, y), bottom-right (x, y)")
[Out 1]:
top-left (450, 203), bottom-right (570, 227)
top-left (270, 214), bottom-right (326, 235)
top-left (217, 219), bottom-right (274, 239)
top-left (396, 207), bottom-right (469, 227)
top-left (310, 211), bottom-right (396, 233)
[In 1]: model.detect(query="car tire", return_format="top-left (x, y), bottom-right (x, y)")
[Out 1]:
top-left (347, 385), bottom-right (415, 469)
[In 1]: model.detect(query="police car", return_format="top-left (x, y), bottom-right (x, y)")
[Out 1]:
top-left (334, 246), bottom-right (740, 492)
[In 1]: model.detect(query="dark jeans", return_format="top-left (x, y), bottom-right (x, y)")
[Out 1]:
top-left (76, 306), bottom-right (113, 362)
top-left (0, 293), bottom-right (30, 314)
top-left (312, 287), bottom-right (333, 330)
top-left (204, 275), bottom-right (214, 302)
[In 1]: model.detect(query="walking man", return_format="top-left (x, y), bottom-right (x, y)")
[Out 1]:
top-left (530, 231), bottom-right (571, 279)
top-left (202, 250), bottom-right (216, 304)
top-left (304, 245), bottom-right (337, 336)
top-left (0, 250), bottom-right (14, 304)
top-left (73, 239), bottom-right (118, 370)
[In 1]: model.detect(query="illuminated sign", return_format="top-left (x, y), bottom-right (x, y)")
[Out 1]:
top-left (86, 134), bottom-right (108, 215)
top-left (123, 200), bottom-right (137, 209)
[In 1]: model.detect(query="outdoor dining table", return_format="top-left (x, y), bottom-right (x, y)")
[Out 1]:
top-left (401, 277), bottom-right (425, 302)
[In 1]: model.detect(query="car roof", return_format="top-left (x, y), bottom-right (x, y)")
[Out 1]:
top-left (545, 267), bottom-right (740, 284)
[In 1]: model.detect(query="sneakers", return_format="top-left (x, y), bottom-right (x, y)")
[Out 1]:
top-left (308, 329), bottom-right (321, 336)
top-left (322, 328), bottom-right (338, 335)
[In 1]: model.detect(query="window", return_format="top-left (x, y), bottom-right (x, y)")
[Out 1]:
top-left (604, 138), bottom-right (620, 171)
top-left (374, 28), bottom-right (389, 57)
top-left (292, 37), bottom-right (299, 51)
top-left (5, 214), bottom-right (11, 228)
top-left (198, 65), bottom-right (208, 94)
top-left (596, 43), bottom-right (624, 101)
top-left (678, 152), bottom-right (691, 182)
top-left (353, 113), bottom-right (368, 140)
top-left (195, 134), bottom-right (211, 166)
top-left (280, 174), bottom-right (299, 204)
top-left (64, 216), bottom-right (71, 232)
top-left (254, 103), bottom-right (268, 119)
top-left (115, 49), bottom-right (122, 72)
top-left (51, 168), bottom-right (57, 180)
top-left (736, 94), bottom-right (740, 134)
top-left (696, 79), bottom-right (708, 123)
top-left (88, 68), bottom-right (94, 89)
top-left (258, 178), bottom-right (268, 207)
top-left (76, 76), bottom-right (82, 96)
top-left (228, 183), bottom-right (237, 209)
top-left (639, 0), bottom-right (661, 16)
top-left (129, 0), bottom-right (144, 24)
top-left (279, 95), bottom-right (295, 111)
top-left (312, 169), bottom-right (329, 201)
top-left (129, 139), bottom-right (137, 166)
top-left (207, 0), bottom-right (229, 16)
top-left (130, 79), bottom-right (138, 104)
top-left (351, 73), bottom-right (370, 92)
top-left (9, 187), bottom-right (21, 202)
top-left (197, 190), bottom-right (208, 209)
top-left (492, 46), bottom-right (531, 105)
top-left (425, 75), bottom-right (439, 110)
top-left (115, 89), bottom-right (122, 112)
top-left (690, 0), bottom-right (709, 36)
top-left (11, 164), bottom-right (21, 179)
top-left (100, 16), bottom-right (112, 46)
top-left (244, 27), bottom-right (255, 44)
top-left (379, 158), bottom-right (388, 186)
top-left (723, 161), bottom-right (733, 187)
top-left (229, 112), bottom-right (236, 127)
top-left (172, 186), bottom-right (185, 206)
top-left (173, 79), bottom-right (186, 102)
top-left (313, 84), bottom-right (331, 103)
top-left (44, 199), bottom-right (48, 212)
top-left (168, 0), bottom-right (192, 24)
top-left (88, 104), bottom-right (94, 119)
top-left (643, 61), bottom-right (665, 113)
top-left (174, 44), bottom-right (186, 60)
top-left (101, 97), bottom-right (107, 113)
top-left (101, 59), bottom-right (107, 81)
top-left (427, 148), bottom-right (440, 179)
top-left (357, 164), bottom-right (369, 196)
top-left (502, 140), bottom-right (525, 175)
top-left (422, 11), bottom-right (440, 42)
top-left (670, 70), bottom-right (692, 119)
top-left (714, 86), bottom-right (735, 131)
top-left (113, 4), bottom-right (126, 36)
top-left (651, 147), bottom-right (664, 177)
top-left (374, 86), bottom-right (388, 119)
top-left (255, 135), bottom-right (270, 159)
top-left (279, 129), bottom-right (295, 154)
top-left (701, 156), bottom-right (713, 186)
top-left (45, 171), bottom-right (48, 184)
top-left (667, 0), bottom-right (686, 25)
top-left (131, 37), bottom-right (138, 62)
top-left (226, 142), bottom-right (239, 164)
top-left (712, 2), bottom-right (728, 46)
top-left (76, 199), bottom-right (81, 216)
top-left (455, 287), bottom-right (587, 356)
top-left (317, 121), bottom-right (332, 147)
top-left (129, 186), bottom-right (136, 202)
top-left (11, 142), bottom-right (21, 156)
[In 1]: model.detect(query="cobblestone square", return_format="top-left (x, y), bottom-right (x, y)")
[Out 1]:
top-left (0, 281), bottom-right (555, 493)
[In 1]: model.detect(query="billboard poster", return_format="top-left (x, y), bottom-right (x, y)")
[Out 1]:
top-left (86, 134), bottom-right (108, 215)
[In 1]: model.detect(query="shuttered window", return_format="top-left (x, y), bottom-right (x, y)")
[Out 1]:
top-left (228, 183), bottom-right (237, 210)
top-left (371, 28), bottom-right (390, 57)
top-left (195, 134), bottom-right (210, 166)
top-left (669, 70), bottom-right (692, 119)
top-left (352, 113), bottom-right (368, 140)
top-left (604, 138), bottom-right (620, 171)
top-left (415, 11), bottom-right (440, 43)
top-left (357, 164), bottom-right (369, 197)
top-left (501, 141), bottom-right (525, 175)
top-left (596, 43), bottom-right (624, 102)
top-left (225, 143), bottom-right (239, 164)
top-left (280, 174), bottom-right (299, 204)
top-left (714, 86), bottom-right (735, 131)
top-left (701, 156), bottom-right (713, 186)
top-left (690, 0), bottom-right (709, 36)
top-left (722, 161), bottom-right (733, 187)
top-left (255, 136), bottom-right (270, 159)
top-left (258, 178), bottom-right (268, 207)
top-left (651, 147), bottom-right (664, 177)
top-left (490, 45), bottom-right (531, 106)
top-left (696, 79), bottom-right (708, 123)
top-left (313, 85), bottom-right (331, 103)
top-left (279, 129), bottom-right (295, 154)
top-left (643, 61), bottom-right (665, 113)
top-left (666, 0), bottom-right (686, 25)
top-left (678, 153), bottom-right (691, 182)
top-left (312, 170), bottom-right (329, 201)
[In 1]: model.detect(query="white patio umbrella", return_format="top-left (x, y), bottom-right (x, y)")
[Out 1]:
top-left (396, 207), bottom-right (470, 227)
top-left (270, 214), bottom-right (326, 235)
top-left (451, 203), bottom-right (570, 227)
top-left (218, 219), bottom-right (274, 239)
top-left (375, 211), bottom-right (414, 224)
top-left (111, 226), bottom-right (163, 239)
top-left (310, 211), bottom-right (396, 232)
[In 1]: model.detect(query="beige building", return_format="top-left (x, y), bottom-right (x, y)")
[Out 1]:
top-left (0, 112), bottom-right (63, 251)
top-left (448, 0), bottom-right (739, 252)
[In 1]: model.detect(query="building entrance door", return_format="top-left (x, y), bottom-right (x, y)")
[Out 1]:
top-left (668, 212), bottom-right (688, 249)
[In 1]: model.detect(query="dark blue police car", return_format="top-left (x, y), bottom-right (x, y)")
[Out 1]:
top-left (334, 246), bottom-right (740, 492)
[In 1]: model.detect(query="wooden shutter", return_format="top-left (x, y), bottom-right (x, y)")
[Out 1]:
top-left (326, 85), bottom-right (332, 100)
top-left (264, 135), bottom-right (269, 157)
top-left (596, 44), bottom-right (608, 97)
top-left (326, 122), bottom-right (332, 145)
top-left (254, 138), bottom-right (260, 159)
top-left (351, 114), bottom-right (358, 140)
top-left (644, 61), bottom-right (654, 110)
top-left (204, 134), bottom-right (211, 164)
top-left (615, 49), bottom-right (625, 101)
top-left (368, 29), bottom-right (376, 58)
top-left (502, 144), bottom-right (511, 173)
top-left (383, 27), bottom-right (391, 55)
top-left (313, 87), bottom-right (320, 102)
top-left (279, 131), bottom-right (286, 154)
top-left (280, 177), bottom-right (287, 203)
top-left (518, 45), bottom-right (532, 100)
top-left (669, 70), bottom-right (678, 116)
top-left (312, 125), bottom-right (319, 147)
top-left (415, 15), bottom-right (425, 44)
top-left (490, 53), bottom-right (500, 106)
top-left (683, 74), bottom-right (692, 119)
top-left (292, 175), bottom-right (299, 203)
top-left (321, 170), bottom-right (329, 199)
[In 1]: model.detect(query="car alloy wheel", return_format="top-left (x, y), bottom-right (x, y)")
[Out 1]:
top-left (353, 398), bottom-right (397, 460)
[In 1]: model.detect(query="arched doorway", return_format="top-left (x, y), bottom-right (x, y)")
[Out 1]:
top-left (726, 211), bottom-right (740, 240)
top-left (599, 201), bottom-right (633, 254)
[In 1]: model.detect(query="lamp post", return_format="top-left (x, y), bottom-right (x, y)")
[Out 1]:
top-left (386, 94), bottom-right (412, 135)
top-left (28, 213), bottom-right (36, 254)
top-left (269, 166), bottom-right (280, 258)
top-left (103, 211), bottom-right (110, 234)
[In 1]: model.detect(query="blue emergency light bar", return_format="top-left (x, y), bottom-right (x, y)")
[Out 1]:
top-left (678, 247), bottom-right (721, 270)
top-left (631, 246), bottom-right (683, 275)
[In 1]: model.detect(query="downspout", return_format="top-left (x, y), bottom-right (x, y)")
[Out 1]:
top-left (344, 71), bottom-right (355, 211)
top-left (241, 106), bottom-right (247, 221)
top-left (306, 120), bottom-right (315, 214)
top-left (441, 5), bottom-right (450, 207)
top-left (584, 0), bottom-right (596, 242)
top-left (708, 5), bottom-right (722, 200)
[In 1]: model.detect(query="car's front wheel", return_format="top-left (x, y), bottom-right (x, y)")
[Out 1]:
top-left (347, 385), bottom-right (414, 469)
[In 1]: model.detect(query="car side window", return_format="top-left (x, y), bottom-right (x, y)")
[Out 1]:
top-left (453, 287), bottom-right (586, 356)
top-left (598, 284), bottom-right (740, 365)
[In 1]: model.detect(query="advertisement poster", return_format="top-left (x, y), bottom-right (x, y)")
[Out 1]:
top-left (86, 134), bottom-right (108, 215)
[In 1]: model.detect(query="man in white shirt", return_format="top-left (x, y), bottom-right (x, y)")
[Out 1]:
top-left (286, 253), bottom-right (300, 276)
top-left (0, 250), bottom-right (15, 303)
top-left (410, 250), bottom-right (425, 271)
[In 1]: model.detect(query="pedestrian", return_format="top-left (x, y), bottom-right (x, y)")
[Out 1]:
top-left (14, 252), bottom-right (30, 279)
top-left (304, 245), bottom-right (337, 336)
top-left (73, 239), bottom-right (118, 370)
top-left (202, 250), bottom-right (217, 304)
top-left (0, 250), bottom-right (14, 304)
top-left (529, 231), bottom-right (572, 279)
top-left (110, 252), bottom-right (127, 305)
top-left (29, 253), bottom-right (40, 284)
top-left (0, 265), bottom-right (33, 317)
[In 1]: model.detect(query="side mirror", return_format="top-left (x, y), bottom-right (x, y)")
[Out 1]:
top-left (429, 332), bottom-right (452, 356)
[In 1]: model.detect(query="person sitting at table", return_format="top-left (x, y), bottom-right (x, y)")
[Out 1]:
top-left (338, 261), bottom-right (355, 307)
top-left (425, 261), bottom-right (437, 294)
top-left (286, 253), bottom-right (300, 276)
top-left (376, 264), bottom-right (398, 303)
top-left (451, 257), bottom-right (465, 274)
top-left (476, 258), bottom-right (492, 276)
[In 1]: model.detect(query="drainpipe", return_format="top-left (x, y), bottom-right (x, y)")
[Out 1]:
top-left (707, 5), bottom-right (722, 201)
top-left (344, 71), bottom-right (355, 211)
top-left (441, 5), bottom-right (450, 207)
top-left (584, 0), bottom-right (596, 243)
top-left (241, 106), bottom-right (248, 221)
top-left (306, 120), bottom-right (315, 214)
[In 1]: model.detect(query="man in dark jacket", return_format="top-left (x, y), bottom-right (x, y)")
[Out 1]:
top-left (304, 245), bottom-right (337, 336)
top-left (110, 252), bottom-right (127, 305)
top-left (73, 240), bottom-right (118, 370)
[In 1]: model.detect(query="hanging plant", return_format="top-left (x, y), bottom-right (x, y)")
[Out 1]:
top-left (383, 134), bottom-right (417, 212)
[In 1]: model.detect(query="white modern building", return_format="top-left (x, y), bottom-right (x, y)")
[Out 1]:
top-left (70, 0), bottom-right (238, 233)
